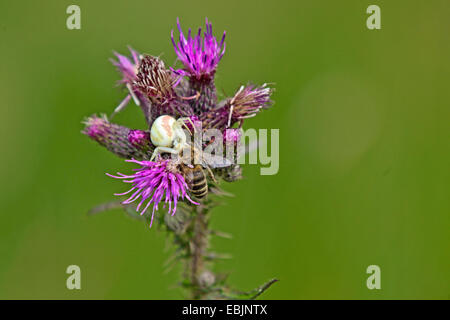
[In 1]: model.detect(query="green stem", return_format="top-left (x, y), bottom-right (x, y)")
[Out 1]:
top-left (186, 205), bottom-right (211, 299)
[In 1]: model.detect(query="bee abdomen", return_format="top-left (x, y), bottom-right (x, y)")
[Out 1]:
top-left (184, 166), bottom-right (208, 198)
top-left (190, 183), bottom-right (208, 198)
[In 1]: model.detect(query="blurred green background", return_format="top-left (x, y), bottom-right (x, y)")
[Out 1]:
top-left (0, 0), bottom-right (448, 299)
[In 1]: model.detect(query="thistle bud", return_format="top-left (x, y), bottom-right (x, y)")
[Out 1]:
top-left (83, 115), bottom-right (152, 160)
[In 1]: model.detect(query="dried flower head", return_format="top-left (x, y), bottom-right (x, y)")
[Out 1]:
top-left (227, 84), bottom-right (273, 126)
top-left (107, 159), bottom-right (198, 227)
top-left (202, 84), bottom-right (273, 130)
top-left (133, 55), bottom-right (176, 104)
top-left (133, 55), bottom-right (193, 119)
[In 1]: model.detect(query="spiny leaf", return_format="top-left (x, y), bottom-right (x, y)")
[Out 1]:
top-left (87, 200), bottom-right (123, 215)
top-left (210, 230), bottom-right (233, 239)
top-left (87, 200), bottom-right (146, 222)
top-left (210, 278), bottom-right (278, 300)
top-left (235, 278), bottom-right (279, 300)
top-left (205, 252), bottom-right (232, 260)
top-left (123, 205), bottom-right (147, 221)
top-left (164, 206), bottom-right (191, 233)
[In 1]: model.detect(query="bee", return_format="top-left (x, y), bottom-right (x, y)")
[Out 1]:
top-left (180, 164), bottom-right (208, 198)
top-left (178, 143), bottom-right (232, 199)
top-left (150, 114), bottom-right (233, 198)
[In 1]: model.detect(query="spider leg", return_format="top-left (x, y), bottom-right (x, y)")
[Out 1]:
top-left (177, 117), bottom-right (196, 135)
top-left (150, 146), bottom-right (180, 161)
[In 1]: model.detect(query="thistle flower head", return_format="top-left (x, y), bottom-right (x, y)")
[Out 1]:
top-left (107, 159), bottom-right (198, 227)
top-left (133, 55), bottom-right (176, 104)
top-left (83, 115), bottom-right (152, 159)
top-left (227, 84), bottom-right (273, 127)
top-left (171, 18), bottom-right (226, 81)
top-left (112, 47), bottom-right (140, 84)
top-left (201, 83), bottom-right (273, 130)
top-left (132, 55), bottom-right (194, 118)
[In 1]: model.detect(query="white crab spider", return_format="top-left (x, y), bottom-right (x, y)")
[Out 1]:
top-left (150, 115), bottom-right (194, 161)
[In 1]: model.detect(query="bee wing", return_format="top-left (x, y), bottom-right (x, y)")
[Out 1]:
top-left (202, 153), bottom-right (234, 168)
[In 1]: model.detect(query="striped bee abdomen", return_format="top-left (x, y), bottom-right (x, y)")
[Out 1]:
top-left (182, 165), bottom-right (208, 198)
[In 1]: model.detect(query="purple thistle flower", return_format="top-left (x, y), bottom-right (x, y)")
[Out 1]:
top-left (83, 18), bottom-right (277, 298)
top-left (110, 47), bottom-right (154, 121)
top-left (111, 47), bottom-right (140, 84)
top-left (84, 18), bottom-right (274, 228)
top-left (107, 159), bottom-right (199, 227)
top-left (171, 18), bottom-right (226, 81)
